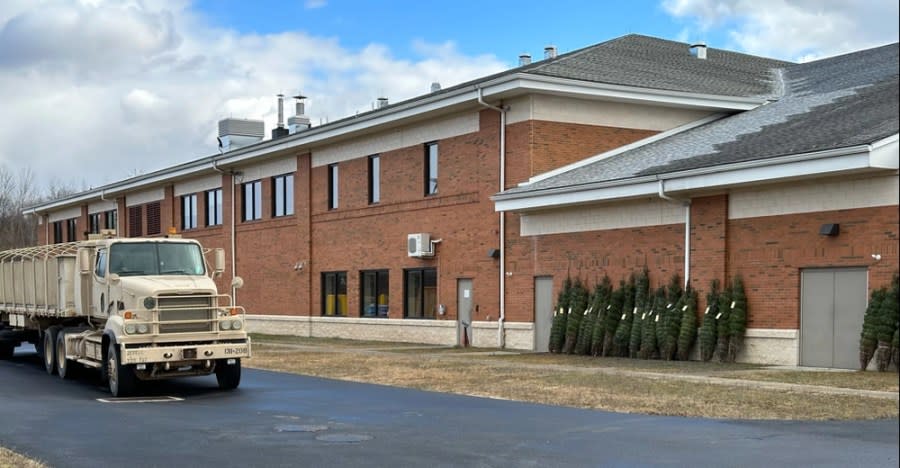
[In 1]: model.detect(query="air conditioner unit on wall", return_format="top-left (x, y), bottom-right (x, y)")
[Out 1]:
top-left (407, 233), bottom-right (434, 258)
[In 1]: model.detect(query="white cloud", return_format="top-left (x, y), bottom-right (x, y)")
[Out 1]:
top-left (0, 0), bottom-right (506, 192)
top-left (662, 0), bottom-right (899, 61)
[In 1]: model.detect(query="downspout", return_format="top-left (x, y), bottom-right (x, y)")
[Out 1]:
top-left (212, 159), bottom-right (238, 302)
top-left (658, 179), bottom-right (691, 289)
top-left (477, 87), bottom-right (508, 348)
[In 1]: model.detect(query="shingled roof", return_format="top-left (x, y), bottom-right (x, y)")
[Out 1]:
top-left (498, 42), bottom-right (899, 199)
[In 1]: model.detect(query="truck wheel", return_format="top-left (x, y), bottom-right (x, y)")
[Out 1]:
top-left (56, 331), bottom-right (80, 380)
top-left (215, 358), bottom-right (241, 390)
top-left (43, 326), bottom-right (60, 375)
top-left (107, 342), bottom-right (136, 397)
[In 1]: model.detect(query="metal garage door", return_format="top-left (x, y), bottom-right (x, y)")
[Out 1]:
top-left (800, 268), bottom-right (868, 369)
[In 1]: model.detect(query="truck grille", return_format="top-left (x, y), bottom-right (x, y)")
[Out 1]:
top-left (158, 295), bottom-right (213, 333)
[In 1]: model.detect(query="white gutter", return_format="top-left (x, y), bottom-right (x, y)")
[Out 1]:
top-left (658, 180), bottom-right (691, 289)
top-left (477, 87), bottom-right (508, 349)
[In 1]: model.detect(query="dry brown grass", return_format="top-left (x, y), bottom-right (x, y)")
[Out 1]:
top-left (720, 369), bottom-right (900, 392)
top-left (246, 343), bottom-right (899, 420)
top-left (0, 447), bottom-right (45, 468)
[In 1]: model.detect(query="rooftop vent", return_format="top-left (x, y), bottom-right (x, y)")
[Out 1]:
top-left (430, 82), bottom-right (441, 93)
top-left (690, 42), bottom-right (708, 59)
top-left (287, 94), bottom-right (310, 134)
top-left (271, 94), bottom-right (289, 139)
top-left (376, 97), bottom-right (389, 109)
top-left (518, 53), bottom-right (532, 66)
top-left (544, 45), bottom-right (557, 59)
top-left (218, 118), bottom-right (264, 152)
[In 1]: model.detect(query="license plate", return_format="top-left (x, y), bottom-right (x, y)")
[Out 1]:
top-left (182, 348), bottom-right (197, 359)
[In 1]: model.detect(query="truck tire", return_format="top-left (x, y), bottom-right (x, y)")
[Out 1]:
top-left (56, 331), bottom-right (80, 380)
top-left (215, 358), bottom-right (241, 390)
top-left (107, 342), bottom-right (136, 397)
top-left (43, 326), bottom-right (61, 375)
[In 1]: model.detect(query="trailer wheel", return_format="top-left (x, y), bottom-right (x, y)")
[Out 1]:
top-left (43, 326), bottom-right (60, 375)
top-left (107, 342), bottom-right (136, 397)
top-left (215, 358), bottom-right (241, 390)
top-left (56, 331), bottom-right (80, 380)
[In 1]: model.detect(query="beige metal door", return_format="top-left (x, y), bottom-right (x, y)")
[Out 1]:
top-left (534, 276), bottom-right (553, 352)
top-left (457, 279), bottom-right (472, 346)
top-left (800, 268), bottom-right (868, 369)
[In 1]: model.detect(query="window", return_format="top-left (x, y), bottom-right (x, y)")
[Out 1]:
top-left (89, 213), bottom-right (101, 235)
top-left (361, 270), bottom-right (389, 317)
top-left (368, 155), bottom-right (380, 204)
top-left (95, 249), bottom-right (107, 278)
top-left (128, 206), bottom-right (142, 237)
top-left (272, 174), bottom-right (294, 217)
top-left (66, 218), bottom-right (77, 242)
top-left (404, 268), bottom-right (437, 319)
top-left (52, 221), bottom-right (63, 244)
top-left (146, 202), bottom-right (161, 235)
top-left (181, 194), bottom-right (198, 230)
top-left (322, 271), bottom-right (348, 316)
top-left (109, 242), bottom-right (205, 276)
top-left (243, 180), bottom-right (262, 221)
top-left (206, 189), bottom-right (223, 226)
top-left (104, 209), bottom-right (117, 232)
top-left (328, 164), bottom-right (339, 210)
top-left (425, 142), bottom-right (438, 195)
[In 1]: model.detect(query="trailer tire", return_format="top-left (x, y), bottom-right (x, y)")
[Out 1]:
top-left (56, 331), bottom-right (80, 380)
top-left (107, 342), bottom-right (136, 397)
top-left (215, 358), bottom-right (241, 390)
top-left (43, 326), bottom-right (60, 375)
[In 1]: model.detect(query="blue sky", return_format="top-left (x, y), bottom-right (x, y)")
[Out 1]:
top-left (0, 0), bottom-right (897, 190)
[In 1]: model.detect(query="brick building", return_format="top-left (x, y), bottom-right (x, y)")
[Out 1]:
top-left (26, 35), bottom-right (899, 368)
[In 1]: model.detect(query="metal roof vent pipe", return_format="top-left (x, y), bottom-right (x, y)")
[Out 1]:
top-left (430, 82), bottom-right (441, 93)
top-left (544, 45), bottom-right (557, 59)
top-left (376, 97), bottom-right (389, 109)
top-left (518, 53), bottom-right (532, 66)
top-left (690, 42), bottom-right (707, 59)
top-left (271, 94), bottom-right (289, 139)
top-left (287, 94), bottom-right (310, 134)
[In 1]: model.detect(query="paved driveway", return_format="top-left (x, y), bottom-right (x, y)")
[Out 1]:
top-left (1, 347), bottom-right (897, 468)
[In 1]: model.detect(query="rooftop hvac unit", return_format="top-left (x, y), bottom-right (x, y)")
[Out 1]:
top-left (407, 233), bottom-right (434, 258)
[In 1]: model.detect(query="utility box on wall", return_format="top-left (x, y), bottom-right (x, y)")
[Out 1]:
top-left (407, 233), bottom-right (434, 258)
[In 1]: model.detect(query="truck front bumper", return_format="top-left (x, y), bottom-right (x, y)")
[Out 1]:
top-left (121, 339), bottom-right (251, 365)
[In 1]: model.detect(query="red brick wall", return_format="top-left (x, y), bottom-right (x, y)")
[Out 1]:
top-left (689, 195), bottom-right (728, 312)
top-left (729, 205), bottom-right (899, 329)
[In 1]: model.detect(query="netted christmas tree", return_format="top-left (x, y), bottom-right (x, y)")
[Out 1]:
top-left (698, 279), bottom-right (720, 362)
top-left (612, 274), bottom-right (636, 357)
top-left (584, 276), bottom-right (613, 356)
top-left (859, 288), bottom-right (884, 369)
top-left (601, 280), bottom-right (626, 356)
top-left (714, 283), bottom-right (732, 363)
top-left (629, 268), bottom-right (650, 358)
top-left (677, 287), bottom-right (699, 361)
top-left (548, 277), bottom-right (573, 353)
top-left (562, 279), bottom-right (590, 354)
top-left (639, 287), bottom-right (666, 359)
top-left (726, 275), bottom-right (748, 364)
top-left (659, 274), bottom-right (683, 361)
top-left (574, 278), bottom-right (605, 356)
top-left (875, 283), bottom-right (898, 372)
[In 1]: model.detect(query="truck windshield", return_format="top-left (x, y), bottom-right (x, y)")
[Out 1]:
top-left (108, 242), bottom-right (206, 277)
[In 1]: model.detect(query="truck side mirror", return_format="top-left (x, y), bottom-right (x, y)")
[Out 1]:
top-left (213, 248), bottom-right (226, 277)
top-left (79, 249), bottom-right (91, 275)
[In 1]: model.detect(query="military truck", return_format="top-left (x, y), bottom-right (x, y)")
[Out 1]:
top-left (0, 233), bottom-right (250, 396)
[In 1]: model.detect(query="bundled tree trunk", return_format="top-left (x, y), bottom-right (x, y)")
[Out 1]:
top-left (859, 289), bottom-right (885, 369)
top-left (587, 277), bottom-right (613, 356)
top-left (573, 305), bottom-right (595, 356)
top-left (677, 288), bottom-right (699, 361)
top-left (726, 276), bottom-right (748, 364)
top-left (875, 285), bottom-right (898, 372)
top-left (601, 280), bottom-right (626, 357)
top-left (714, 285), bottom-right (732, 363)
top-left (548, 278), bottom-right (573, 353)
top-left (699, 279), bottom-right (720, 362)
top-left (562, 280), bottom-right (589, 354)
top-left (612, 275), bottom-right (636, 357)
top-left (639, 288), bottom-right (665, 359)
top-left (629, 269), bottom-right (650, 358)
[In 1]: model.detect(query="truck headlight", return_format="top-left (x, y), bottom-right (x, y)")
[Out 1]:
top-left (137, 323), bottom-right (150, 334)
top-left (143, 297), bottom-right (156, 310)
top-left (220, 320), bottom-right (232, 330)
top-left (125, 323), bottom-right (136, 334)
top-left (231, 319), bottom-right (243, 330)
